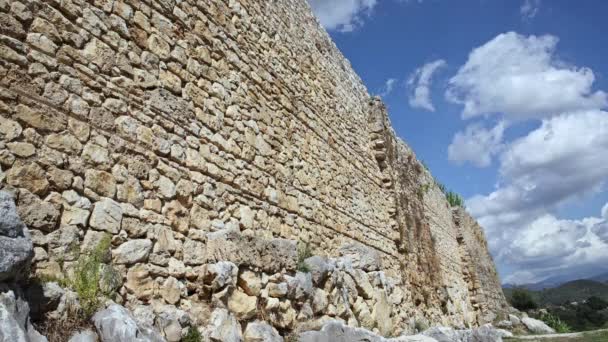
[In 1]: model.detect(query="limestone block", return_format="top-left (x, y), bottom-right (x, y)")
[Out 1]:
top-left (238, 270), bottom-right (262, 296)
top-left (125, 264), bottom-right (156, 300)
top-left (228, 289), bottom-right (257, 320)
top-left (93, 304), bottom-right (164, 342)
top-left (90, 198), bottom-right (123, 234)
top-left (160, 277), bottom-right (183, 305)
top-left (372, 290), bottom-right (392, 336)
top-left (243, 321), bottom-right (283, 342)
top-left (312, 288), bottom-right (329, 315)
top-left (0, 117), bottom-right (22, 141)
top-left (183, 239), bottom-right (206, 266)
top-left (338, 243), bottom-right (382, 272)
top-left (7, 142), bottom-right (35, 157)
top-left (85, 169), bottom-right (116, 198)
top-left (6, 162), bottom-right (49, 195)
top-left (267, 282), bottom-right (288, 298)
top-left (17, 191), bottom-right (60, 232)
top-left (204, 308), bottom-right (242, 342)
top-left (521, 317), bottom-right (555, 334)
top-left (46, 132), bottom-right (83, 154)
top-left (0, 192), bottom-right (34, 282)
top-left (203, 261), bottom-right (238, 291)
top-left (14, 105), bottom-right (65, 132)
top-left (113, 239), bottom-right (152, 265)
top-left (82, 142), bottom-right (110, 166)
top-left (205, 228), bottom-right (296, 273)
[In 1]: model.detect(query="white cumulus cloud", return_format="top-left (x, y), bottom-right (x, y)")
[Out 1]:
top-left (448, 121), bottom-right (505, 168)
top-left (500, 207), bottom-right (608, 284)
top-left (407, 59), bottom-right (447, 111)
top-left (308, 0), bottom-right (377, 32)
top-left (446, 32), bottom-right (607, 121)
top-left (446, 32), bottom-right (608, 284)
top-left (467, 110), bottom-right (608, 284)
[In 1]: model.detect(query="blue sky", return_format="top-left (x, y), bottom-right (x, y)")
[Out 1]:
top-left (308, 0), bottom-right (608, 284)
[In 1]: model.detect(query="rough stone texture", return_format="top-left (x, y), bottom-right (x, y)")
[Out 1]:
top-left (204, 308), bottom-right (242, 342)
top-left (0, 192), bottom-right (34, 282)
top-left (300, 321), bottom-right (438, 342)
top-left (244, 321), bottom-right (283, 342)
top-left (0, 288), bottom-right (48, 342)
top-left (113, 239), bottom-right (152, 265)
top-left (0, 0), bottom-right (507, 336)
top-left (68, 330), bottom-right (99, 342)
top-left (521, 317), bottom-right (556, 334)
top-left (92, 304), bottom-right (165, 342)
top-left (0, 191), bottom-right (26, 238)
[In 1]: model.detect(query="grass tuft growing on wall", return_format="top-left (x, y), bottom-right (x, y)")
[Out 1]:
top-left (297, 242), bottom-right (313, 273)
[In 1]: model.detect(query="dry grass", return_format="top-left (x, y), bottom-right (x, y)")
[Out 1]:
top-left (35, 307), bottom-right (95, 342)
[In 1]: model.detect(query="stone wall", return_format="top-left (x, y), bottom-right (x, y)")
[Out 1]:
top-left (0, 0), bottom-right (507, 337)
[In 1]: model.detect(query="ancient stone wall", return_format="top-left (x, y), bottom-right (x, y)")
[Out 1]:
top-left (0, 0), bottom-right (507, 337)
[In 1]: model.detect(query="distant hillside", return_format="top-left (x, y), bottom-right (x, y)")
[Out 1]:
top-left (590, 271), bottom-right (608, 283)
top-left (503, 270), bottom-right (608, 290)
top-left (539, 280), bottom-right (608, 305)
top-left (504, 279), bottom-right (608, 306)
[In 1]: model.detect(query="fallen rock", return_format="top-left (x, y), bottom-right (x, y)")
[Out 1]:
top-left (93, 304), bottom-right (165, 342)
top-left (422, 324), bottom-right (507, 342)
top-left (299, 320), bottom-right (437, 342)
top-left (508, 314), bottom-right (521, 326)
top-left (238, 270), bottom-right (262, 296)
top-left (68, 330), bottom-right (99, 342)
top-left (244, 321), bottom-right (283, 342)
top-left (495, 320), bottom-right (512, 329)
top-left (0, 288), bottom-right (48, 342)
top-left (267, 282), bottom-right (288, 298)
top-left (303, 256), bottom-right (332, 285)
top-left (228, 289), bottom-right (257, 320)
top-left (521, 317), bottom-right (555, 334)
top-left (25, 281), bottom-right (65, 319)
top-left (0, 192), bottom-right (34, 282)
top-left (0, 191), bottom-right (27, 238)
top-left (203, 308), bottom-right (242, 342)
top-left (287, 272), bottom-right (313, 302)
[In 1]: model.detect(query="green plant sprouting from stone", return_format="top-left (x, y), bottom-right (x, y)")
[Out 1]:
top-left (418, 162), bottom-right (465, 208)
top-left (445, 190), bottom-right (464, 208)
top-left (70, 234), bottom-right (115, 317)
top-left (182, 326), bottom-right (203, 342)
top-left (297, 241), bottom-right (313, 273)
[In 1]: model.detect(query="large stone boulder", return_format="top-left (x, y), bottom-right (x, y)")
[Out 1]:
top-left (0, 191), bottom-right (34, 282)
top-left (299, 320), bottom-right (437, 342)
top-left (92, 304), bottom-right (165, 342)
top-left (422, 325), bottom-right (506, 342)
top-left (338, 243), bottom-right (382, 272)
top-left (68, 330), bottom-right (99, 342)
top-left (243, 321), bottom-right (283, 342)
top-left (521, 317), bottom-right (555, 334)
top-left (303, 256), bottom-right (333, 286)
top-left (299, 321), bottom-right (384, 342)
top-left (205, 229), bottom-right (296, 273)
top-left (0, 288), bottom-right (47, 342)
top-left (203, 308), bottom-right (242, 342)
